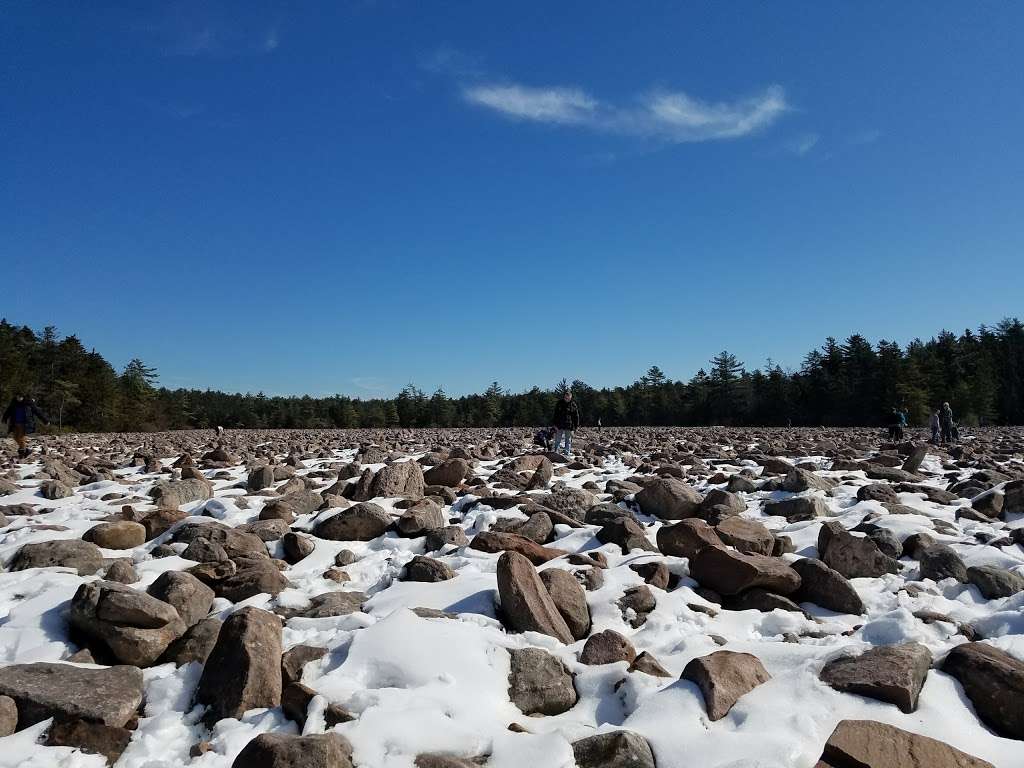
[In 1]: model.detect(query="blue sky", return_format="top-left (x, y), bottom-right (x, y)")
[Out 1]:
top-left (3, 2), bottom-right (1022, 397)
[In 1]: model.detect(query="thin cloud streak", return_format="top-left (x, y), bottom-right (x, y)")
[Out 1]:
top-left (461, 80), bottom-right (788, 142)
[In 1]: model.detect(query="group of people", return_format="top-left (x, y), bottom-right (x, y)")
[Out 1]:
top-left (534, 391), bottom-right (581, 456)
top-left (2, 394), bottom-right (49, 458)
top-left (888, 402), bottom-right (959, 445)
top-left (930, 402), bottom-right (959, 444)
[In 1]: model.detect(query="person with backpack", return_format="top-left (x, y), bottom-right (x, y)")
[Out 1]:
top-left (551, 391), bottom-right (580, 456)
top-left (2, 394), bottom-right (49, 459)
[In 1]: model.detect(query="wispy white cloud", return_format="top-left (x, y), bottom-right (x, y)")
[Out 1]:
top-left (785, 132), bottom-right (820, 156)
top-left (463, 84), bottom-right (598, 125)
top-left (460, 80), bottom-right (787, 143)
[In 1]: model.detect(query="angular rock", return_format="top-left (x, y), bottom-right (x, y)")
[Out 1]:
top-left (69, 580), bottom-right (185, 666)
top-left (147, 570), bottom-right (215, 627)
top-left (689, 546), bottom-right (801, 596)
top-left (782, 468), bottom-right (835, 492)
top-left (470, 530), bottom-right (566, 565)
top-left (423, 458), bottom-right (470, 488)
top-left (232, 733), bottom-right (353, 768)
top-left (818, 522), bottom-right (899, 579)
top-left (597, 517), bottom-right (656, 554)
top-left (314, 502), bottom-right (392, 541)
top-left (763, 496), bottom-right (830, 522)
top-left (281, 644), bottom-right (328, 687)
top-left (657, 518), bottom-right (722, 558)
top-left (820, 642), bottom-right (932, 713)
top-left (941, 642), bottom-right (1024, 740)
top-left (791, 558), bottom-right (864, 615)
top-left (634, 477), bottom-right (702, 519)
top-left (967, 565), bottom-right (1024, 599)
top-left (10, 539), bottom-right (103, 576)
top-left (919, 543), bottom-right (969, 583)
top-left (195, 607), bottom-right (283, 725)
top-left (0, 663), bottom-right (142, 728)
top-left (496, 551), bottom-right (573, 644)
top-left (508, 647), bottom-right (577, 716)
top-left (404, 555), bottom-right (455, 582)
top-left (572, 730), bottom-right (656, 768)
top-left (395, 498), bottom-right (445, 537)
top-left (45, 719), bottom-right (132, 765)
top-left (160, 616), bottom-right (222, 666)
top-left (580, 629), bottom-right (636, 665)
top-left (715, 517), bottom-right (773, 556)
top-left (148, 478), bottom-right (212, 509)
top-left (539, 568), bottom-right (590, 640)
top-left (681, 650), bottom-right (771, 721)
top-left (370, 460), bottom-right (425, 499)
top-left (817, 719), bottom-right (994, 768)
top-left (82, 521), bottom-right (147, 550)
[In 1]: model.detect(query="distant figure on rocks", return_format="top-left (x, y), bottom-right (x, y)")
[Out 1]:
top-left (930, 409), bottom-right (942, 443)
top-left (216, 425), bottom-right (224, 438)
top-left (2, 394), bottom-right (49, 459)
top-left (887, 407), bottom-right (904, 442)
top-left (940, 402), bottom-right (956, 444)
top-left (551, 391), bottom-right (580, 456)
top-left (533, 426), bottom-right (556, 451)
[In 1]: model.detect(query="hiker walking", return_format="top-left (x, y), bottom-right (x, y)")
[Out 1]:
top-left (551, 391), bottom-right (580, 456)
top-left (2, 394), bottom-right (49, 459)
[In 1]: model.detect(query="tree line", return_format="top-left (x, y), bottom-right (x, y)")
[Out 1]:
top-left (1, 317), bottom-right (1022, 432)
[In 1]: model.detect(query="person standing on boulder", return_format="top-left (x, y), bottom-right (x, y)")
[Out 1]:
top-left (2, 394), bottom-right (49, 459)
top-left (551, 391), bottom-right (580, 456)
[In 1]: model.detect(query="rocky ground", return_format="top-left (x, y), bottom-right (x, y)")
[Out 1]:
top-left (0, 425), bottom-right (1022, 768)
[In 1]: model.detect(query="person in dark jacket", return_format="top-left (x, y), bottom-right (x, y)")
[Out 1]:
top-left (533, 426), bottom-right (556, 451)
top-left (551, 391), bottom-right (580, 456)
top-left (2, 394), bottom-right (49, 458)
top-left (940, 402), bottom-right (955, 444)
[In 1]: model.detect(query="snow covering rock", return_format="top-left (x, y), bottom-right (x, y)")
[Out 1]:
top-left (2, 426), bottom-right (1022, 766)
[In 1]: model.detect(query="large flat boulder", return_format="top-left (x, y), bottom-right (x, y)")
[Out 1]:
top-left (0, 663), bottom-right (142, 728)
